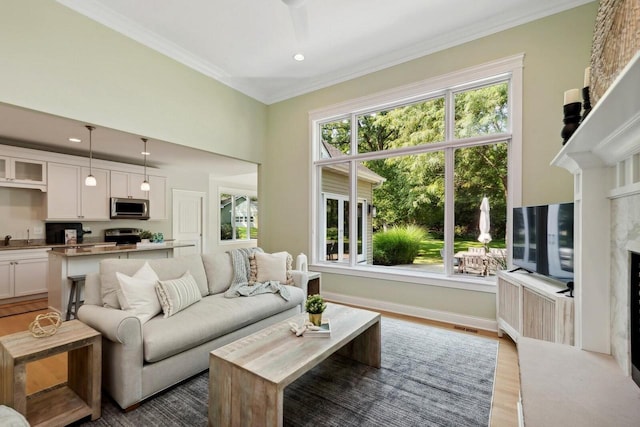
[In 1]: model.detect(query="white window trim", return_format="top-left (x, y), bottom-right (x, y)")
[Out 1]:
top-left (308, 54), bottom-right (524, 293)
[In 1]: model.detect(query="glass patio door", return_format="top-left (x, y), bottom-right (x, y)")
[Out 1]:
top-left (324, 194), bottom-right (366, 263)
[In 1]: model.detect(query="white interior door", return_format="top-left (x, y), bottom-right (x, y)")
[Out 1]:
top-left (172, 190), bottom-right (205, 257)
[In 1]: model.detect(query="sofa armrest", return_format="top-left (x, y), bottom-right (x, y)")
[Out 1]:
top-left (291, 270), bottom-right (309, 301)
top-left (77, 304), bottom-right (142, 344)
top-left (77, 304), bottom-right (145, 410)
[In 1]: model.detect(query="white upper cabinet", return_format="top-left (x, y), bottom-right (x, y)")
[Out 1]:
top-left (148, 175), bottom-right (167, 220)
top-left (110, 171), bottom-right (148, 200)
top-left (0, 156), bottom-right (46, 190)
top-left (46, 163), bottom-right (110, 220)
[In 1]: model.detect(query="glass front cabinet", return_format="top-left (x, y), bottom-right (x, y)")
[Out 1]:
top-left (0, 156), bottom-right (47, 190)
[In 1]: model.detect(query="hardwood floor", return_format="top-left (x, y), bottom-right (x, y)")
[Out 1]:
top-left (0, 307), bottom-right (520, 426)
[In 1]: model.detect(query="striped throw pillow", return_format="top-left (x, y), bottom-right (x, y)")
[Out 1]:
top-left (155, 271), bottom-right (202, 318)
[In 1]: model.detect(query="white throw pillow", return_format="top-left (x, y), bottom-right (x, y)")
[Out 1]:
top-left (155, 271), bottom-right (202, 318)
top-left (250, 251), bottom-right (293, 285)
top-left (116, 262), bottom-right (161, 324)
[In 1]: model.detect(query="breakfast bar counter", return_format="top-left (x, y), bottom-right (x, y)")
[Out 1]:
top-left (48, 242), bottom-right (196, 316)
top-left (48, 241), bottom-right (195, 257)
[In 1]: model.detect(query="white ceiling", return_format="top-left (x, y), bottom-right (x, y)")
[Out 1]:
top-left (58, 0), bottom-right (593, 104)
top-left (1, 0), bottom-right (592, 176)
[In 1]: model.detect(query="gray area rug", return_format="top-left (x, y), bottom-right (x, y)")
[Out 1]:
top-left (79, 317), bottom-right (498, 427)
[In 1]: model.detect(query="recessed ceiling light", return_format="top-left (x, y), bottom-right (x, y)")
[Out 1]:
top-left (293, 53), bottom-right (305, 61)
top-left (68, 137), bottom-right (82, 143)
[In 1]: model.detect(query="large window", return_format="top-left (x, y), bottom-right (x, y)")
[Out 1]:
top-left (220, 191), bottom-right (258, 242)
top-left (311, 56), bottom-right (522, 288)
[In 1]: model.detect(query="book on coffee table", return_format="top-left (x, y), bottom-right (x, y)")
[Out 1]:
top-left (306, 320), bottom-right (331, 338)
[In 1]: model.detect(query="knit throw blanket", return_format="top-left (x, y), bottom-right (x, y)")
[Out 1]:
top-left (224, 247), bottom-right (290, 301)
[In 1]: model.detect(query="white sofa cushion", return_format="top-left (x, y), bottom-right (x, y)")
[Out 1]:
top-left (142, 286), bottom-right (305, 363)
top-left (116, 262), bottom-right (161, 324)
top-left (201, 252), bottom-right (233, 294)
top-left (155, 271), bottom-right (202, 318)
top-left (100, 255), bottom-right (209, 309)
top-left (249, 251), bottom-right (293, 285)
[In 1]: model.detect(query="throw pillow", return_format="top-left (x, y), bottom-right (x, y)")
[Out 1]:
top-left (155, 271), bottom-right (202, 318)
top-left (115, 262), bottom-right (161, 324)
top-left (249, 251), bottom-right (293, 285)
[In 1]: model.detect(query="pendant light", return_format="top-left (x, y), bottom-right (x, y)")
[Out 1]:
top-left (141, 138), bottom-right (150, 191)
top-left (85, 125), bottom-right (97, 186)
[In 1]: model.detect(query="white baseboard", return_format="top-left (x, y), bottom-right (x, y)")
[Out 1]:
top-left (322, 291), bottom-right (498, 333)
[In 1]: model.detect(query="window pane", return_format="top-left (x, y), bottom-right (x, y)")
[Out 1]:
top-left (362, 153), bottom-right (444, 274)
top-left (220, 193), bottom-right (233, 241)
top-left (454, 82), bottom-right (508, 139)
top-left (234, 195), bottom-right (248, 239)
top-left (320, 162), bottom-right (352, 263)
top-left (250, 197), bottom-right (258, 239)
top-left (320, 118), bottom-right (351, 158)
top-left (357, 97), bottom-right (445, 154)
top-left (453, 142), bottom-right (508, 277)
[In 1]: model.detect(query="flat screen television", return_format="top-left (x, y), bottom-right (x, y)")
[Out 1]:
top-left (512, 202), bottom-right (574, 282)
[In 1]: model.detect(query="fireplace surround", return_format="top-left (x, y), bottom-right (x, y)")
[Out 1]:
top-left (631, 252), bottom-right (640, 387)
top-left (552, 50), bottom-right (640, 377)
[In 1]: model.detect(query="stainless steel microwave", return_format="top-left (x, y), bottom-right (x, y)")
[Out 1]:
top-left (110, 198), bottom-right (150, 220)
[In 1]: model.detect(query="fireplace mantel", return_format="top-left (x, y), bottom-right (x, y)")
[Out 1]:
top-left (553, 51), bottom-right (640, 175)
top-left (550, 50), bottom-right (640, 364)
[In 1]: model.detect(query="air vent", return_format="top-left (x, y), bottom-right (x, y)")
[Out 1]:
top-left (454, 325), bottom-right (478, 334)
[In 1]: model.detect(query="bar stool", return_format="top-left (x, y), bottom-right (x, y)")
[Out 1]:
top-left (66, 275), bottom-right (86, 321)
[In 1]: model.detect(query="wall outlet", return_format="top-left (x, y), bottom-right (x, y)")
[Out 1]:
top-left (33, 226), bottom-right (44, 236)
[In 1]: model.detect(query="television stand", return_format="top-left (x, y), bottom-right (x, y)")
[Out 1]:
top-left (496, 270), bottom-right (574, 345)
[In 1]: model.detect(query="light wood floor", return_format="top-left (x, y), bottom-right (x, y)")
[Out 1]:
top-left (0, 308), bottom-right (520, 426)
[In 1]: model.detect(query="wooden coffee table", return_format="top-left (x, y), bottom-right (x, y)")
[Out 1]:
top-left (208, 303), bottom-right (381, 427)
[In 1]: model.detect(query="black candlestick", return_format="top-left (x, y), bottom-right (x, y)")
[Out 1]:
top-left (561, 102), bottom-right (581, 144)
top-left (581, 86), bottom-right (592, 122)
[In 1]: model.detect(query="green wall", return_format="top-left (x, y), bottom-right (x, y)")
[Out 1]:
top-left (262, 3), bottom-right (598, 320)
top-left (0, 0), bottom-right (267, 164)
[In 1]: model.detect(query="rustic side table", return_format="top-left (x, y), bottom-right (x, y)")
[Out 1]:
top-left (307, 271), bottom-right (321, 296)
top-left (0, 320), bottom-right (101, 426)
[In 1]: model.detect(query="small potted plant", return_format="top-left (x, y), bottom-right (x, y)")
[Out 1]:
top-left (305, 294), bottom-right (327, 326)
top-left (139, 230), bottom-right (153, 243)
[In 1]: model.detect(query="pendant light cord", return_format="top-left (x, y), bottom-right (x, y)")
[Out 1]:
top-left (86, 125), bottom-right (95, 174)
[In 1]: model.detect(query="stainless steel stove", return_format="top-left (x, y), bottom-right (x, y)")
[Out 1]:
top-left (104, 228), bottom-right (142, 245)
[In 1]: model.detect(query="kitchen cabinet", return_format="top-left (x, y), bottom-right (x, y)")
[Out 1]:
top-left (110, 171), bottom-right (148, 200)
top-left (148, 175), bottom-right (167, 220)
top-left (0, 249), bottom-right (49, 300)
top-left (47, 163), bottom-right (110, 220)
top-left (0, 156), bottom-right (46, 191)
top-left (111, 171), bottom-right (166, 220)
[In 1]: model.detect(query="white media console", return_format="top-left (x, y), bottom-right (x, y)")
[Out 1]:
top-left (496, 270), bottom-right (574, 345)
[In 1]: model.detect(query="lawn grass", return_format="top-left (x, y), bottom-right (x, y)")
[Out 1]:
top-left (413, 237), bottom-right (506, 265)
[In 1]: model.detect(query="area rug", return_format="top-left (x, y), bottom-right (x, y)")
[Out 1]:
top-left (80, 317), bottom-right (498, 427)
top-left (0, 298), bottom-right (48, 318)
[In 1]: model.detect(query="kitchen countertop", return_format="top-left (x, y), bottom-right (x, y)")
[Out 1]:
top-left (0, 241), bottom-right (108, 251)
top-left (48, 241), bottom-right (195, 257)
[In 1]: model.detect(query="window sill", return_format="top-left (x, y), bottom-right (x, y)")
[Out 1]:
top-left (308, 263), bottom-right (497, 293)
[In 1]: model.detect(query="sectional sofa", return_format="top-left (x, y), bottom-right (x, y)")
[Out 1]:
top-left (77, 252), bottom-right (308, 410)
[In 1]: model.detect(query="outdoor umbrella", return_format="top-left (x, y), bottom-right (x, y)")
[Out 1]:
top-left (478, 197), bottom-right (492, 245)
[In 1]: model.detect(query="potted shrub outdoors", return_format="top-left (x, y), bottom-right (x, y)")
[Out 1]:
top-left (305, 294), bottom-right (327, 326)
top-left (139, 230), bottom-right (153, 244)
